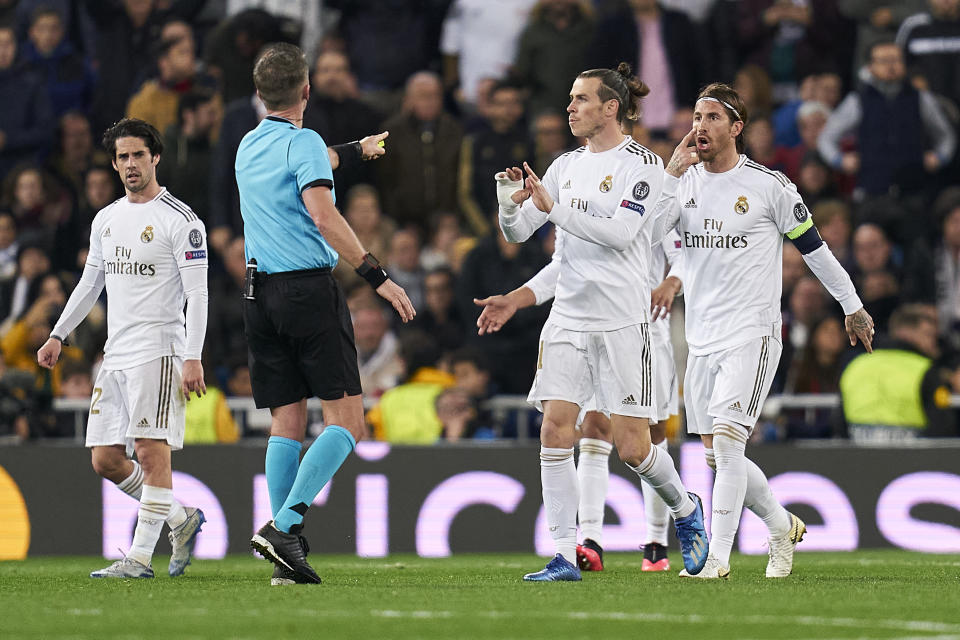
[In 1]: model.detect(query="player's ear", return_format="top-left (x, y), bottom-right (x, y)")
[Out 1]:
top-left (731, 120), bottom-right (744, 138)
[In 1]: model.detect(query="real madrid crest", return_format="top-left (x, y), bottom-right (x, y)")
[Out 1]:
top-left (734, 196), bottom-right (749, 215)
top-left (140, 225), bottom-right (154, 243)
top-left (599, 175), bottom-right (613, 193)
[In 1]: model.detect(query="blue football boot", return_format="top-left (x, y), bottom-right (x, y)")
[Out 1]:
top-left (674, 492), bottom-right (709, 575)
top-left (523, 554), bottom-right (582, 582)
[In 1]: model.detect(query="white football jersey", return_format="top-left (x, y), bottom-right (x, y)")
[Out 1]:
top-left (87, 188), bottom-right (208, 370)
top-left (504, 137), bottom-right (665, 331)
top-left (648, 228), bottom-right (683, 344)
top-left (669, 155), bottom-right (808, 355)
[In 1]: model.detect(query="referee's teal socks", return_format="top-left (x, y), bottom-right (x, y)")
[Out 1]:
top-left (265, 436), bottom-right (303, 517)
top-left (273, 425), bottom-right (356, 533)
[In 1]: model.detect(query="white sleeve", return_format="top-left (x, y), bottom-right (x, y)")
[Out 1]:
top-left (802, 244), bottom-right (863, 315)
top-left (439, 0), bottom-right (462, 55)
top-left (548, 167), bottom-right (664, 251)
top-left (180, 266), bottom-right (208, 360)
top-left (174, 220), bottom-right (209, 360)
top-left (51, 262), bottom-right (104, 340)
top-left (523, 231), bottom-right (564, 305)
top-left (650, 173), bottom-right (681, 244)
top-left (662, 228), bottom-right (684, 283)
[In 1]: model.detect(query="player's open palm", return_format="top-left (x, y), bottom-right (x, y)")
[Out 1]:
top-left (36, 338), bottom-right (61, 369)
top-left (474, 295), bottom-right (518, 335)
top-left (377, 278), bottom-right (416, 323)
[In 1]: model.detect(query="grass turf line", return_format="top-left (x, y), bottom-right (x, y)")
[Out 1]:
top-left (2, 551), bottom-right (960, 640)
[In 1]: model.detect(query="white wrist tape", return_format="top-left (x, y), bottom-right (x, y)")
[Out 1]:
top-left (495, 172), bottom-right (523, 214)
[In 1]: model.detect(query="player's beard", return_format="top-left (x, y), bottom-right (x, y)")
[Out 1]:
top-left (125, 172), bottom-right (151, 193)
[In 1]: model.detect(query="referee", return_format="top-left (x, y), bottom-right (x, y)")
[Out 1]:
top-left (239, 43), bottom-right (414, 585)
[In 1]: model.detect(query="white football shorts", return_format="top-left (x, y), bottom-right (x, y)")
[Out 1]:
top-left (684, 335), bottom-right (782, 435)
top-left (528, 321), bottom-right (658, 421)
top-left (577, 319), bottom-right (677, 424)
top-left (85, 355), bottom-right (186, 453)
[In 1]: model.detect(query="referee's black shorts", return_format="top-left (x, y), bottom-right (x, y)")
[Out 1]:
top-left (243, 267), bottom-right (361, 409)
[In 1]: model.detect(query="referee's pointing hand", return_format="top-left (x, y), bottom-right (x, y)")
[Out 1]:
top-left (376, 279), bottom-right (416, 323)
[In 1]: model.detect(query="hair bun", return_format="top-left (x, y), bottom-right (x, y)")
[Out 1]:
top-left (615, 62), bottom-right (633, 78)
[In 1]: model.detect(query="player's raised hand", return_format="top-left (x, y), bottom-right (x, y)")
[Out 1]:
top-left (523, 162), bottom-right (554, 213)
top-left (376, 278), bottom-right (416, 323)
top-left (666, 128), bottom-right (699, 177)
top-left (37, 338), bottom-right (62, 369)
top-left (359, 131), bottom-right (389, 160)
top-left (474, 295), bottom-right (518, 335)
top-left (181, 359), bottom-right (206, 400)
top-left (845, 307), bottom-right (875, 353)
top-left (496, 167), bottom-right (529, 208)
top-left (650, 275), bottom-right (682, 322)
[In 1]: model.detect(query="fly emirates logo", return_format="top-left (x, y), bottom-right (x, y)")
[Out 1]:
top-left (683, 218), bottom-right (748, 249)
top-left (104, 245), bottom-right (157, 276)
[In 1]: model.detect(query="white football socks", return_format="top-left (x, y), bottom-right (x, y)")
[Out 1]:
top-left (704, 445), bottom-right (791, 538)
top-left (541, 446), bottom-right (579, 564)
top-left (627, 443), bottom-right (693, 519)
top-left (577, 438), bottom-right (612, 545)
top-left (117, 461), bottom-right (187, 529)
top-left (127, 485), bottom-right (172, 566)
top-left (641, 439), bottom-right (671, 545)
top-left (709, 424), bottom-right (749, 567)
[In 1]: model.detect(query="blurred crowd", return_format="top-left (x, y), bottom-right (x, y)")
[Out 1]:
top-left (1, 0), bottom-right (959, 443)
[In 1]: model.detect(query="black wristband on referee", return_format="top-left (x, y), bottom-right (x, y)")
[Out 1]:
top-left (330, 141), bottom-right (363, 170)
top-left (355, 252), bottom-right (389, 289)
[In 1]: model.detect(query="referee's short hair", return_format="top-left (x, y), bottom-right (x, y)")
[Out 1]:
top-left (253, 42), bottom-right (308, 110)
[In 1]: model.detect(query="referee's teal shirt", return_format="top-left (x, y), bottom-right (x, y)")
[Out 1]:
top-left (236, 116), bottom-right (338, 273)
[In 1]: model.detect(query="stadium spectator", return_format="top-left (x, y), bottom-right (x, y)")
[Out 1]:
top-left (207, 93), bottom-right (263, 251)
top-left (588, 0), bottom-right (703, 133)
top-left (351, 301), bottom-right (404, 406)
top-left (203, 8), bottom-right (286, 104)
top-left (456, 211), bottom-right (549, 394)
top-left (511, 0), bottom-right (595, 119)
top-left (158, 89), bottom-right (221, 221)
top-left (840, 303), bottom-right (958, 440)
top-left (0, 212), bottom-right (19, 281)
top-left (818, 39), bottom-right (956, 200)
top-left (737, 0), bottom-right (854, 102)
top-left (53, 165), bottom-right (118, 274)
top-left (420, 211), bottom-right (463, 271)
top-left (440, 0), bottom-right (537, 111)
top-left (734, 64), bottom-right (775, 118)
top-left (896, 0), bottom-right (960, 111)
top-left (0, 243), bottom-right (49, 332)
top-left (205, 235), bottom-right (247, 380)
top-left (183, 378), bottom-right (240, 444)
top-left (85, 0), bottom-right (204, 137)
top-left (303, 50), bottom-right (385, 197)
top-left (772, 71), bottom-right (843, 147)
top-left (902, 188), bottom-right (960, 348)
top-left (365, 329), bottom-right (456, 444)
top-left (408, 266), bottom-right (466, 355)
top-left (1, 164), bottom-right (70, 247)
top-left (332, 185), bottom-right (396, 291)
top-left (48, 355), bottom-right (94, 439)
top-left (840, 0), bottom-right (927, 72)
top-left (46, 111), bottom-right (110, 208)
top-left (795, 150), bottom-right (841, 207)
top-left (782, 314), bottom-right (848, 438)
top-left (21, 6), bottom-right (96, 117)
top-left (1, 272), bottom-right (81, 397)
top-left (377, 72), bottom-right (463, 233)
top-left (852, 222), bottom-right (901, 328)
top-left (812, 199), bottom-right (855, 271)
top-left (125, 29), bottom-right (205, 136)
top-left (387, 228), bottom-right (426, 313)
top-left (446, 346), bottom-right (497, 439)
top-left (0, 23), bottom-right (54, 182)
top-left (531, 112), bottom-right (573, 174)
top-left (767, 101), bottom-right (833, 182)
top-left (457, 80), bottom-right (531, 235)
top-left (326, 0), bottom-right (442, 96)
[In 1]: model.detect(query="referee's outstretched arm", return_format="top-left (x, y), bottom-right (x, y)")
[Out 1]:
top-left (302, 185), bottom-right (416, 323)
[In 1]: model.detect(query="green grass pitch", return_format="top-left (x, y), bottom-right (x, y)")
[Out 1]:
top-left (2, 551), bottom-right (960, 639)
